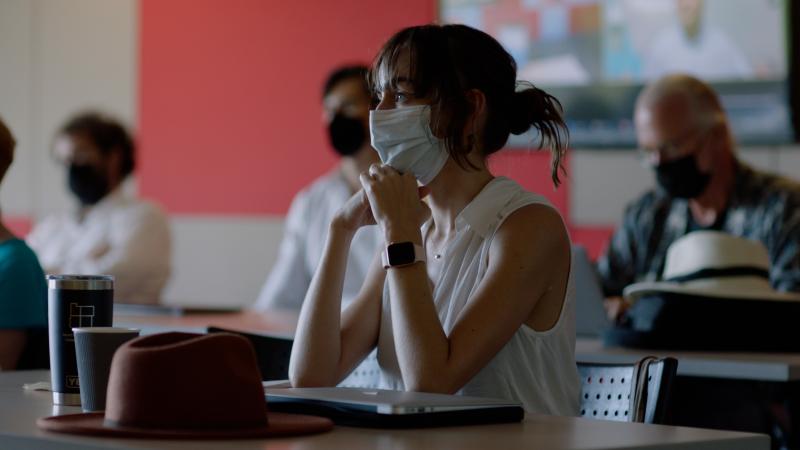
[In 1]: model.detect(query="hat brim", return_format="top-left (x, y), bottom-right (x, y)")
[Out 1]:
top-left (624, 281), bottom-right (800, 303)
top-left (37, 411), bottom-right (333, 439)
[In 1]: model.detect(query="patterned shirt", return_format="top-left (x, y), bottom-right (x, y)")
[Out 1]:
top-left (597, 162), bottom-right (800, 297)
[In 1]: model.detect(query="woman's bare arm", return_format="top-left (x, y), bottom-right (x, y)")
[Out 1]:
top-left (289, 190), bottom-right (386, 387)
top-left (386, 204), bottom-right (569, 392)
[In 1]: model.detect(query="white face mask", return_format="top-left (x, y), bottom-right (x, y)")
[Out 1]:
top-left (369, 105), bottom-right (448, 186)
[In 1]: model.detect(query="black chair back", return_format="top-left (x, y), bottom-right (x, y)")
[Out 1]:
top-left (207, 327), bottom-right (292, 380)
top-left (577, 356), bottom-right (678, 424)
top-left (15, 328), bottom-right (49, 370)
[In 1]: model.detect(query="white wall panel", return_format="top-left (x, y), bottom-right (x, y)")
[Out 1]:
top-left (777, 147), bottom-right (800, 182)
top-left (162, 216), bottom-right (284, 308)
top-left (0, 0), bottom-right (35, 216)
top-left (570, 147), bottom-right (789, 226)
top-left (737, 147), bottom-right (779, 173)
top-left (570, 150), bottom-right (655, 226)
top-left (32, 0), bottom-right (138, 218)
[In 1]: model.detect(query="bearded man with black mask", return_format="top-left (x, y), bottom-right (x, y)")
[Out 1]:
top-left (598, 74), bottom-right (800, 319)
top-left (27, 113), bottom-right (171, 304)
top-left (253, 65), bottom-right (381, 311)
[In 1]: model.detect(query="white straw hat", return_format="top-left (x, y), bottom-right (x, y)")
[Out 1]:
top-left (623, 231), bottom-right (800, 302)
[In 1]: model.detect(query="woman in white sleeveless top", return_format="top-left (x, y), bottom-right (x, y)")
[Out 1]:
top-left (290, 24), bottom-right (580, 416)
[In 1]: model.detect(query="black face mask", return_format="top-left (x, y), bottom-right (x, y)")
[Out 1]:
top-left (328, 114), bottom-right (365, 157)
top-left (654, 154), bottom-right (711, 199)
top-left (68, 164), bottom-right (109, 205)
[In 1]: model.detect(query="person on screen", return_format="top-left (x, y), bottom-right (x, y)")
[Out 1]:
top-left (642, 0), bottom-right (752, 81)
top-left (0, 117), bottom-right (47, 370)
top-left (598, 74), bottom-right (800, 318)
top-left (252, 65), bottom-right (381, 312)
top-left (27, 113), bottom-right (171, 305)
top-left (289, 24), bottom-right (579, 415)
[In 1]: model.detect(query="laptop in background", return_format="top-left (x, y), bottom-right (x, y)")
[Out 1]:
top-left (115, 303), bottom-right (241, 317)
top-left (207, 327), bottom-right (293, 381)
top-left (265, 387), bottom-right (524, 427)
top-left (572, 245), bottom-right (611, 337)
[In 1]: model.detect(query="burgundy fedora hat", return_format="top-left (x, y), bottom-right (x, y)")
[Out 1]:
top-left (37, 332), bottom-right (332, 439)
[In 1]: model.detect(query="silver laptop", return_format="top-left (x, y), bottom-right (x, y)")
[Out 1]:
top-left (265, 387), bottom-right (520, 415)
top-left (572, 245), bottom-right (610, 337)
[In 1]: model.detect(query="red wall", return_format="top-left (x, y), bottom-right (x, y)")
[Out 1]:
top-left (137, 0), bottom-right (613, 257)
top-left (138, 0), bottom-right (435, 215)
top-left (5, 216), bottom-right (32, 238)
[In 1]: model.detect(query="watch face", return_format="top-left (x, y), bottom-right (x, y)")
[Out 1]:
top-left (387, 242), bottom-right (416, 266)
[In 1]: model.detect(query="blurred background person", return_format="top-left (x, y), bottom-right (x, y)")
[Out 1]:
top-left (253, 65), bottom-right (381, 312)
top-left (0, 117), bottom-right (47, 370)
top-left (598, 74), bottom-right (800, 319)
top-left (643, 0), bottom-right (751, 80)
top-left (27, 112), bottom-right (171, 305)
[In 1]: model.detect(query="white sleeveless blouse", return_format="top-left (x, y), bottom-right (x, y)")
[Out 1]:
top-left (351, 177), bottom-right (579, 416)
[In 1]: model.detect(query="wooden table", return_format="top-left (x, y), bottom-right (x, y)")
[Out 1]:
top-left (0, 370), bottom-right (769, 450)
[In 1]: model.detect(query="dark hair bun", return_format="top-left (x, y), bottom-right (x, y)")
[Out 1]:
top-left (508, 89), bottom-right (538, 135)
top-left (506, 84), bottom-right (569, 186)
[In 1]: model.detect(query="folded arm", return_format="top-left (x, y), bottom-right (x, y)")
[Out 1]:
top-left (289, 191), bottom-right (385, 387)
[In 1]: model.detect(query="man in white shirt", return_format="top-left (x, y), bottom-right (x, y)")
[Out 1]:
top-left (254, 65), bottom-right (381, 312)
top-left (27, 113), bottom-right (171, 304)
top-left (643, 0), bottom-right (752, 81)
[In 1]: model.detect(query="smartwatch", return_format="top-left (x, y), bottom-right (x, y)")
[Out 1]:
top-left (382, 242), bottom-right (426, 269)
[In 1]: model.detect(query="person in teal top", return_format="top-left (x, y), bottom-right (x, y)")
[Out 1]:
top-left (0, 117), bottom-right (47, 370)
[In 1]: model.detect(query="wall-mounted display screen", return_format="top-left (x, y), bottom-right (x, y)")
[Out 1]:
top-left (441, 0), bottom-right (793, 147)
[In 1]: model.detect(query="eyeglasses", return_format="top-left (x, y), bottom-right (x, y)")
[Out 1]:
top-left (638, 127), bottom-right (711, 166)
top-left (51, 137), bottom-right (100, 167)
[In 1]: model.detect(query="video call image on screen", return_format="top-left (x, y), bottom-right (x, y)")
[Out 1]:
top-left (441, 0), bottom-right (793, 147)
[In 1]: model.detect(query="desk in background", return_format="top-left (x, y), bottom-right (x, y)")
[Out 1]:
top-left (578, 337), bottom-right (800, 447)
top-left (114, 309), bottom-right (298, 337)
top-left (576, 338), bottom-right (800, 382)
top-left (113, 312), bottom-right (800, 384)
top-left (116, 314), bottom-right (800, 384)
top-left (0, 370), bottom-right (769, 450)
